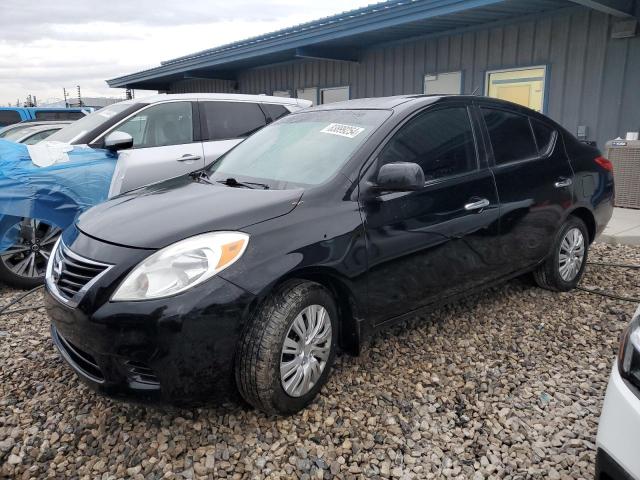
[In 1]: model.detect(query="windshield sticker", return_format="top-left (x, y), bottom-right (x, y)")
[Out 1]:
top-left (320, 123), bottom-right (365, 139)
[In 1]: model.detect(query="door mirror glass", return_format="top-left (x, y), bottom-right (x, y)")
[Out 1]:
top-left (375, 162), bottom-right (425, 192)
top-left (104, 131), bottom-right (134, 151)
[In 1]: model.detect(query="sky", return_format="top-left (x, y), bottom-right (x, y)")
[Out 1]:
top-left (0, 0), bottom-right (374, 106)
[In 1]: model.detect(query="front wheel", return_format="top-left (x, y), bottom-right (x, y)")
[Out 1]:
top-left (235, 280), bottom-right (338, 415)
top-left (0, 218), bottom-right (61, 289)
top-left (533, 216), bottom-right (589, 292)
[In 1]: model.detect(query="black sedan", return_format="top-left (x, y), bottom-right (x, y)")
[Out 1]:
top-left (44, 95), bottom-right (614, 415)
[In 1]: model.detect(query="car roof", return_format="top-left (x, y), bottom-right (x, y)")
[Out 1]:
top-left (128, 93), bottom-right (311, 107)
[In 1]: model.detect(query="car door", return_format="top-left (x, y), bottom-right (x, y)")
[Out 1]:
top-left (107, 101), bottom-right (204, 195)
top-left (478, 104), bottom-right (574, 273)
top-left (199, 101), bottom-right (268, 167)
top-left (360, 104), bottom-right (502, 325)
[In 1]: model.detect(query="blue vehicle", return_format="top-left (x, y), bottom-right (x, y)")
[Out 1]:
top-left (0, 107), bottom-right (92, 128)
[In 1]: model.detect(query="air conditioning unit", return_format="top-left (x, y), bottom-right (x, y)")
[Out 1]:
top-left (606, 139), bottom-right (640, 209)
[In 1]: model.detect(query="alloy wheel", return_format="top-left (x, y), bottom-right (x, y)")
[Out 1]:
top-left (280, 304), bottom-right (332, 398)
top-left (0, 219), bottom-right (61, 279)
top-left (558, 227), bottom-right (585, 282)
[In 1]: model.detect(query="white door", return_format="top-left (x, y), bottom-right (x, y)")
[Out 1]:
top-left (107, 101), bottom-right (204, 196)
top-left (198, 101), bottom-right (269, 167)
top-left (320, 86), bottom-right (350, 104)
top-left (424, 72), bottom-right (463, 95)
top-left (296, 87), bottom-right (318, 106)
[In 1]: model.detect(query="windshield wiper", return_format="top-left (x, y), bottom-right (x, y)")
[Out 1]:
top-left (216, 178), bottom-right (270, 190)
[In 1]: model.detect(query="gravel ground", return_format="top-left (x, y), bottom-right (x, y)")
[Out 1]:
top-left (1, 242), bottom-right (639, 480)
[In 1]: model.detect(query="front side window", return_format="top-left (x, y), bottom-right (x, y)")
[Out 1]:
top-left (482, 108), bottom-right (538, 165)
top-left (379, 107), bottom-right (478, 182)
top-left (116, 102), bottom-right (193, 148)
top-left (200, 101), bottom-right (266, 141)
top-left (207, 109), bottom-right (391, 188)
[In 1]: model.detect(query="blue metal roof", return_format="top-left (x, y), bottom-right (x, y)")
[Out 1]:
top-left (107, 0), bottom-right (572, 89)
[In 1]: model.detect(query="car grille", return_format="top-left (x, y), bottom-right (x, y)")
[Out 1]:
top-left (125, 360), bottom-right (160, 386)
top-left (52, 326), bottom-right (104, 382)
top-left (49, 241), bottom-right (111, 303)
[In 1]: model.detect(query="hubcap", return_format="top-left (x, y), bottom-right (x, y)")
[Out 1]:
top-left (0, 219), bottom-right (61, 279)
top-left (280, 305), bottom-right (332, 398)
top-left (558, 227), bottom-right (585, 282)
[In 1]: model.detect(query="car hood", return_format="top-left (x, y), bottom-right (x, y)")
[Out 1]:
top-left (77, 176), bottom-right (304, 249)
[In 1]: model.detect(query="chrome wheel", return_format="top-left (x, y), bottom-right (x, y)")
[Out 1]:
top-left (280, 304), bottom-right (332, 398)
top-left (558, 227), bottom-right (585, 282)
top-left (0, 219), bottom-right (61, 279)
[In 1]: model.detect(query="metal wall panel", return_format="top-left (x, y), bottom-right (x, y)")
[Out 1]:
top-left (168, 7), bottom-right (640, 148)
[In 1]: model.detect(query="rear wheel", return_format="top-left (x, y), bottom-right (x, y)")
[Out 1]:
top-left (235, 280), bottom-right (338, 415)
top-left (0, 218), bottom-right (61, 289)
top-left (533, 216), bottom-right (589, 292)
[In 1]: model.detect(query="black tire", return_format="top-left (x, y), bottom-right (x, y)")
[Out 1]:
top-left (533, 216), bottom-right (589, 292)
top-left (235, 280), bottom-right (338, 415)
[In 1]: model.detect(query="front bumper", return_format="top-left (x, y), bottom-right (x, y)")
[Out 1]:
top-left (596, 364), bottom-right (640, 479)
top-left (44, 232), bottom-right (257, 405)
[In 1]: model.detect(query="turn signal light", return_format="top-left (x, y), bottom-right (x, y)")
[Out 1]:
top-left (594, 156), bottom-right (613, 172)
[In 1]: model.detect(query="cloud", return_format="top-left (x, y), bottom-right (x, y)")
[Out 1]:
top-left (0, 0), bottom-right (373, 105)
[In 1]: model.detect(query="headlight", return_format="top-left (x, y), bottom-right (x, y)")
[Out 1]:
top-left (112, 232), bottom-right (249, 301)
top-left (618, 306), bottom-right (640, 389)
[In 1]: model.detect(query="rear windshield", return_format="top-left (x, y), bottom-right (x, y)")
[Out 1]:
top-left (46, 103), bottom-right (138, 144)
top-left (34, 110), bottom-right (85, 121)
top-left (207, 109), bottom-right (391, 188)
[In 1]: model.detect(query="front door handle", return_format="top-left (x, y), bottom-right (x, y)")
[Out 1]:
top-left (177, 154), bottom-right (202, 162)
top-left (464, 198), bottom-right (490, 212)
top-left (554, 177), bottom-right (573, 188)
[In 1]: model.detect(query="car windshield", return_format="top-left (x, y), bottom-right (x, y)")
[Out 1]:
top-left (46, 102), bottom-right (138, 144)
top-left (0, 124), bottom-right (31, 139)
top-left (207, 109), bottom-right (391, 188)
top-left (3, 126), bottom-right (41, 142)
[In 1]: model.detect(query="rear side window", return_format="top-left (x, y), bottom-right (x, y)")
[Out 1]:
top-left (200, 102), bottom-right (267, 141)
top-left (34, 111), bottom-right (85, 121)
top-left (0, 110), bottom-right (22, 127)
top-left (531, 119), bottom-right (556, 154)
top-left (379, 106), bottom-right (478, 181)
top-left (262, 104), bottom-right (289, 122)
top-left (482, 108), bottom-right (538, 165)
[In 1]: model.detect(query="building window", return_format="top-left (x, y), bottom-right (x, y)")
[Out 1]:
top-left (297, 87), bottom-right (318, 106)
top-left (485, 66), bottom-right (547, 113)
top-left (320, 86), bottom-right (350, 105)
top-left (423, 72), bottom-right (462, 95)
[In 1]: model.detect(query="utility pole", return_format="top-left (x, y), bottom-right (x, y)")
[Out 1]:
top-left (63, 88), bottom-right (69, 107)
top-left (76, 85), bottom-right (83, 107)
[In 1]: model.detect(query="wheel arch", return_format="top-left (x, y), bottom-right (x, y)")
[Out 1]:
top-left (567, 206), bottom-right (596, 244)
top-left (266, 268), bottom-right (365, 356)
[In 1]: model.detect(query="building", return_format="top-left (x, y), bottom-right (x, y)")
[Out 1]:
top-left (108, 0), bottom-right (640, 148)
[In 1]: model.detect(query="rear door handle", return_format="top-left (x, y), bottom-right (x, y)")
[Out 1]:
top-left (464, 198), bottom-right (490, 212)
top-left (554, 177), bottom-right (573, 188)
top-left (177, 154), bottom-right (202, 162)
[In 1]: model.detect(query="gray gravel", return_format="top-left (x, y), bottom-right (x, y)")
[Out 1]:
top-left (1, 242), bottom-right (639, 479)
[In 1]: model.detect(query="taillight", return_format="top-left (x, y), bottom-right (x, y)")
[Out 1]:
top-left (594, 156), bottom-right (613, 172)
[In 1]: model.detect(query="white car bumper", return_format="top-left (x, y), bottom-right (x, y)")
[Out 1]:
top-left (596, 363), bottom-right (640, 479)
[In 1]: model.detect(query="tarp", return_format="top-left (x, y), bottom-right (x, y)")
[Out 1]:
top-left (0, 140), bottom-right (117, 251)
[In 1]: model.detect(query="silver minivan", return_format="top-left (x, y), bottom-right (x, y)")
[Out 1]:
top-left (0, 94), bottom-right (311, 288)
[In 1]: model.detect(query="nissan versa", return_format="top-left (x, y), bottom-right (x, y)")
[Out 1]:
top-left (44, 95), bottom-right (614, 415)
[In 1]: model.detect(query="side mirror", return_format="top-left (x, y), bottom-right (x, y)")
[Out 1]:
top-left (104, 131), bottom-right (134, 151)
top-left (374, 162), bottom-right (425, 192)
